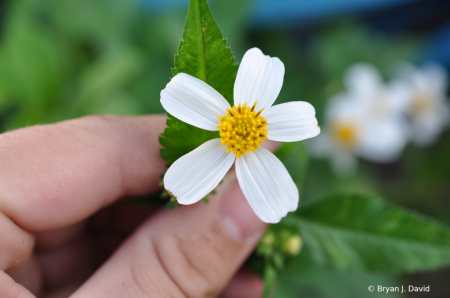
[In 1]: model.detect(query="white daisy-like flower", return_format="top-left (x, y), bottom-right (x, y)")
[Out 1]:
top-left (160, 48), bottom-right (320, 223)
top-left (310, 63), bottom-right (409, 174)
top-left (394, 63), bottom-right (450, 146)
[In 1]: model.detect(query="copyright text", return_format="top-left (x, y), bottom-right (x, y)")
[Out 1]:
top-left (368, 285), bottom-right (430, 293)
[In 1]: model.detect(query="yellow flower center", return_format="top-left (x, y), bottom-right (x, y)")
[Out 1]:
top-left (331, 122), bottom-right (357, 148)
top-left (411, 92), bottom-right (433, 115)
top-left (217, 102), bottom-right (268, 158)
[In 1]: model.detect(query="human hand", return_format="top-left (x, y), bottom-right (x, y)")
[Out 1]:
top-left (0, 115), bottom-right (267, 298)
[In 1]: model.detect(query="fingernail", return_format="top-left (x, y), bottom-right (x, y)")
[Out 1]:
top-left (219, 179), bottom-right (267, 243)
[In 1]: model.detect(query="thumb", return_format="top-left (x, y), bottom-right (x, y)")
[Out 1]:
top-left (70, 174), bottom-right (267, 298)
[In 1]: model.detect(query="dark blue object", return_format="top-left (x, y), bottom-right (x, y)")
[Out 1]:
top-left (138, 0), bottom-right (421, 25)
top-left (249, 0), bottom-right (420, 27)
top-left (424, 21), bottom-right (450, 69)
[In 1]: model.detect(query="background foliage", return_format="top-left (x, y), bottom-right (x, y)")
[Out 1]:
top-left (1, 0), bottom-right (450, 297)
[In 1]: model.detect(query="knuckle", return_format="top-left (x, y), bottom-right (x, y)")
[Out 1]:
top-left (152, 222), bottom-right (234, 298)
top-left (129, 261), bottom-right (160, 298)
top-left (128, 237), bottom-right (185, 298)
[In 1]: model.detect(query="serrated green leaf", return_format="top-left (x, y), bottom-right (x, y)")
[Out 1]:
top-left (159, 116), bottom-right (219, 166)
top-left (160, 0), bottom-right (238, 166)
top-left (295, 193), bottom-right (450, 272)
top-left (172, 0), bottom-right (238, 104)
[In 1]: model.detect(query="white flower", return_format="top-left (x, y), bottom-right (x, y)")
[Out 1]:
top-left (394, 63), bottom-right (450, 146)
top-left (160, 48), bottom-right (320, 223)
top-left (310, 63), bottom-right (409, 174)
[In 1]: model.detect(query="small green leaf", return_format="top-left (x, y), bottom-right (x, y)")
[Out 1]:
top-left (295, 193), bottom-right (450, 272)
top-left (263, 265), bottom-right (278, 298)
top-left (166, 200), bottom-right (177, 210)
top-left (160, 0), bottom-right (238, 166)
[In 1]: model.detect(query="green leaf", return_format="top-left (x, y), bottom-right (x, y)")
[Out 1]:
top-left (274, 252), bottom-right (401, 298)
top-left (76, 48), bottom-right (145, 115)
top-left (263, 265), bottom-right (278, 298)
top-left (313, 23), bottom-right (419, 84)
top-left (160, 0), bottom-right (238, 166)
top-left (160, 116), bottom-right (219, 166)
top-left (172, 0), bottom-right (238, 104)
top-left (294, 193), bottom-right (450, 272)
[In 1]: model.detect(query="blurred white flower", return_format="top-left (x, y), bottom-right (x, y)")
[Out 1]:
top-left (394, 63), bottom-right (450, 146)
top-left (310, 63), bottom-right (409, 175)
top-left (160, 48), bottom-right (320, 223)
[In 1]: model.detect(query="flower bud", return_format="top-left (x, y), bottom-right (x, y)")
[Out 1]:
top-left (261, 232), bottom-right (275, 246)
top-left (284, 235), bottom-right (302, 256)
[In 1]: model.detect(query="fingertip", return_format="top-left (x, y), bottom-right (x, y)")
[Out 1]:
top-left (219, 180), bottom-right (267, 243)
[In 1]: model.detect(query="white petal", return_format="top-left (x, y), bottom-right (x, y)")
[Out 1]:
top-left (164, 139), bottom-right (235, 205)
top-left (416, 64), bottom-right (448, 92)
top-left (386, 81), bottom-right (411, 115)
top-left (161, 73), bottom-right (231, 131)
top-left (357, 118), bottom-right (409, 163)
top-left (411, 107), bottom-right (449, 146)
top-left (234, 48), bottom-right (285, 112)
top-left (235, 148), bottom-right (298, 223)
top-left (265, 102), bottom-right (320, 142)
top-left (325, 92), bottom-right (361, 122)
top-left (344, 63), bottom-right (382, 95)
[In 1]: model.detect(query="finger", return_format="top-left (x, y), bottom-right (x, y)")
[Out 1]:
top-left (0, 210), bottom-right (36, 298)
top-left (0, 212), bottom-right (35, 271)
top-left (261, 139), bottom-right (280, 152)
top-left (0, 115), bottom-right (166, 232)
top-left (36, 206), bottom-right (157, 292)
top-left (5, 255), bottom-right (43, 297)
top-left (0, 271), bottom-right (35, 298)
top-left (43, 282), bottom-right (80, 298)
top-left (70, 174), bottom-right (267, 298)
top-left (87, 205), bottom-right (159, 262)
top-left (37, 237), bottom-right (93, 290)
top-left (89, 205), bottom-right (158, 237)
top-left (35, 221), bottom-right (87, 251)
top-left (221, 268), bottom-right (263, 298)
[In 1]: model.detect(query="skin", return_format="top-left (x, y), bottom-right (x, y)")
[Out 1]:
top-left (0, 115), bottom-right (268, 298)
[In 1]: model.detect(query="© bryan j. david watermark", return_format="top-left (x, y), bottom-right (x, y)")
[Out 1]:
top-left (368, 285), bottom-right (430, 293)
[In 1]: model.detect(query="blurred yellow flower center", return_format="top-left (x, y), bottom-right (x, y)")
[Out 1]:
top-left (332, 123), bottom-right (357, 147)
top-left (411, 92), bottom-right (433, 115)
top-left (218, 102), bottom-right (268, 159)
